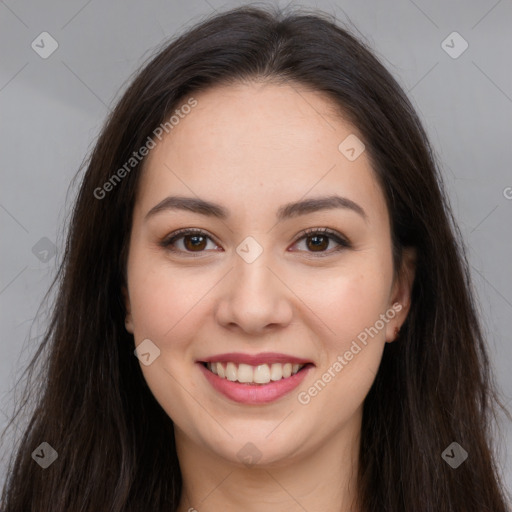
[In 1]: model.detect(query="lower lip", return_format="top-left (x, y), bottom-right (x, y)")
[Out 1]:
top-left (198, 363), bottom-right (313, 404)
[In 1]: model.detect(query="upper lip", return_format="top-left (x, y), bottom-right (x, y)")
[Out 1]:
top-left (199, 352), bottom-right (313, 366)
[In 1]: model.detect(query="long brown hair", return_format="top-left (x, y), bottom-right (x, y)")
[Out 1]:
top-left (1, 5), bottom-right (510, 511)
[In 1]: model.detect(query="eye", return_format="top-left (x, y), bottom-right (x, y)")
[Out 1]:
top-left (160, 227), bottom-right (351, 257)
top-left (290, 227), bottom-right (351, 256)
top-left (160, 228), bottom-right (220, 256)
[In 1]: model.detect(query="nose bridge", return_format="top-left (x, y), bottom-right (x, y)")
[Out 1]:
top-left (232, 238), bottom-right (280, 306)
top-left (235, 249), bottom-right (274, 294)
top-left (215, 235), bottom-right (293, 332)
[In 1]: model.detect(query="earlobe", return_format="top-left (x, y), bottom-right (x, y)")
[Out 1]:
top-left (386, 247), bottom-right (416, 342)
top-left (125, 317), bottom-right (134, 334)
top-left (122, 285), bottom-right (134, 334)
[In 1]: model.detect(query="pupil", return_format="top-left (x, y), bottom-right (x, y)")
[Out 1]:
top-left (186, 235), bottom-right (206, 250)
top-left (308, 235), bottom-right (327, 251)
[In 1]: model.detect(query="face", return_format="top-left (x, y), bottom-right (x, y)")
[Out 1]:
top-left (124, 81), bottom-right (415, 467)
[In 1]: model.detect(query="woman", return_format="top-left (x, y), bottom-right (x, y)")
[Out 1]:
top-left (1, 5), bottom-right (510, 511)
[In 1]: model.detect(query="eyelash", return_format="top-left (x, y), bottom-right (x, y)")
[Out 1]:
top-left (160, 227), bottom-right (351, 258)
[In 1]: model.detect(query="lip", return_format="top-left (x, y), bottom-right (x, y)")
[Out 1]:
top-left (199, 352), bottom-right (312, 366)
top-left (198, 361), bottom-right (313, 404)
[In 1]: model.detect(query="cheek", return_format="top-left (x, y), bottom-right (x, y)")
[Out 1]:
top-left (127, 251), bottom-right (206, 341)
top-left (294, 261), bottom-right (392, 406)
top-left (305, 263), bottom-right (393, 346)
top-left (296, 288), bottom-right (388, 424)
top-left (127, 258), bottom-right (209, 419)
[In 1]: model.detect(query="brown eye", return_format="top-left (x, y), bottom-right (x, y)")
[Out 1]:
top-left (182, 234), bottom-right (208, 251)
top-left (291, 228), bottom-right (351, 256)
top-left (161, 227), bottom-right (350, 257)
top-left (161, 229), bottom-right (218, 255)
top-left (305, 234), bottom-right (330, 252)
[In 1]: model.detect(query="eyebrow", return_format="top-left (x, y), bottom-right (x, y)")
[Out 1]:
top-left (145, 194), bottom-right (367, 223)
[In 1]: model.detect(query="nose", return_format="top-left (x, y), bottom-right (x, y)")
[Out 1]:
top-left (214, 250), bottom-right (294, 335)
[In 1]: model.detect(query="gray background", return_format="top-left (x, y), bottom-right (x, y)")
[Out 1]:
top-left (1, 0), bottom-right (511, 495)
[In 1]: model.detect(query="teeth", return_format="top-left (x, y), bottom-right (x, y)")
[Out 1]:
top-left (226, 362), bottom-right (237, 382)
top-left (253, 364), bottom-right (270, 384)
top-left (206, 361), bottom-right (305, 384)
top-left (270, 363), bottom-right (282, 381)
top-left (237, 363), bottom-right (253, 383)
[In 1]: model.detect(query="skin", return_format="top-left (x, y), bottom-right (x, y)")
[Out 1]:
top-left (124, 81), bottom-right (416, 512)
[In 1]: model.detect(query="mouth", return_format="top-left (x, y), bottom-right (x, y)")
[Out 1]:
top-left (197, 354), bottom-right (314, 404)
top-left (200, 361), bottom-right (312, 385)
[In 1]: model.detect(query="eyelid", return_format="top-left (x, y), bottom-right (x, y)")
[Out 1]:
top-left (290, 227), bottom-right (351, 256)
top-left (160, 227), bottom-right (351, 256)
top-left (160, 228), bottom-right (220, 255)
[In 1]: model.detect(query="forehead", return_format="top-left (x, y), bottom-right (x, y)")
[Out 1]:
top-left (136, 81), bottom-right (387, 224)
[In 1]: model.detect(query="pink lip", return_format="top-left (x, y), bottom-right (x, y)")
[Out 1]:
top-left (199, 352), bottom-right (312, 366)
top-left (198, 362), bottom-right (313, 404)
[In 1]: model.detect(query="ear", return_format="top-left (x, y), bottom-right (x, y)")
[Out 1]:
top-left (385, 247), bottom-right (416, 343)
top-left (122, 285), bottom-right (134, 334)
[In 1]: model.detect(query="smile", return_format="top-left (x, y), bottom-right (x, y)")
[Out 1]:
top-left (197, 353), bottom-right (314, 404)
top-left (204, 361), bottom-right (305, 384)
